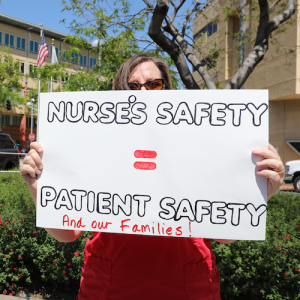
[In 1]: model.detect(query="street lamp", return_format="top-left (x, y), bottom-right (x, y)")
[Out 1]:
top-left (26, 98), bottom-right (35, 137)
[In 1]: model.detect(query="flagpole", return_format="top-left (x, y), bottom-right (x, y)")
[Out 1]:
top-left (38, 24), bottom-right (43, 103)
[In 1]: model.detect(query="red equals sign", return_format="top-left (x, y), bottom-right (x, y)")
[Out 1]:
top-left (134, 150), bottom-right (157, 170)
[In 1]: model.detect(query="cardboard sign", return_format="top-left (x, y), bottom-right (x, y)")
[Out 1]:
top-left (36, 90), bottom-right (269, 240)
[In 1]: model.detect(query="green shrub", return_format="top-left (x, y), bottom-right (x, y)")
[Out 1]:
top-left (213, 192), bottom-right (300, 300)
top-left (0, 172), bottom-right (91, 296)
top-left (0, 172), bottom-right (299, 299)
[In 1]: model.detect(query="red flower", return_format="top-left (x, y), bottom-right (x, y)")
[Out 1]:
top-left (59, 246), bottom-right (62, 249)
top-left (284, 273), bottom-right (288, 277)
top-left (10, 249), bottom-right (13, 252)
top-left (277, 246), bottom-right (281, 249)
top-left (59, 255), bottom-right (61, 258)
top-left (11, 230), bottom-right (14, 232)
top-left (53, 260), bottom-right (56, 263)
top-left (18, 255), bottom-right (21, 258)
top-left (74, 252), bottom-right (79, 255)
top-left (298, 269), bottom-right (300, 272)
top-left (9, 293), bottom-right (12, 296)
top-left (1, 204), bottom-right (5, 207)
top-left (291, 245), bottom-right (293, 248)
top-left (66, 278), bottom-right (69, 281)
top-left (63, 270), bottom-right (66, 273)
top-left (68, 263), bottom-right (71, 266)
top-left (286, 235), bottom-right (291, 239)
top-left (283, 251), bottom-right (287, 254)
top-left (14, 268), bottom-right (17, 271)
top-left (298, 254), bottom-right (300, 256)
top-left (4, 256), bottom-right (6, 258)
top-left (33, 231), bottom-right (37, 234)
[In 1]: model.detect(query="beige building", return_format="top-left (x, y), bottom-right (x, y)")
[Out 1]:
top-left (0, 13), bottom-right (98, 148)
top-left (193, 0), bottom-right (300, 164)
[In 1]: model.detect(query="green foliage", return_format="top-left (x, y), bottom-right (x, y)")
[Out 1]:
top-left (1, 173), bottom-right (299, 298)
top-left (0, 48), bottom-right (24, 106)
top-left (213, 192), bottom-right (300, 300)
top-left (0, 172), bottom-right (92, 296)
top-left (60, 0), bottom-right (183, 89)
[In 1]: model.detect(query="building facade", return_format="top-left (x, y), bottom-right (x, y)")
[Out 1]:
top-left (0, 13), bottom-right (98, 149)
top-left (192, 0), bottom-right (300, 164)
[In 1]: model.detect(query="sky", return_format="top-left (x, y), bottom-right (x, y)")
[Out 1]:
top-left (0, 0), bottom-right (149, 40)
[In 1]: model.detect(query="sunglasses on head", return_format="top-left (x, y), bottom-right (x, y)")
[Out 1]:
top-left (127, 78), bottom-right (165, 90)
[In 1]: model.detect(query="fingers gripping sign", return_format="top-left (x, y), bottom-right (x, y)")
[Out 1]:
top-left (253, 143), bottom-right (284, 200)
top-left (20, 142), bottom-right (43, 199)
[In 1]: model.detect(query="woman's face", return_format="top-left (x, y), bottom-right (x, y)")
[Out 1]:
top-left (128, 61), bottom-right (163, 90)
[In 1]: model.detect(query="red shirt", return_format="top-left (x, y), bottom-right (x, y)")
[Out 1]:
top-left (77, 232), bottom-right (221, 300)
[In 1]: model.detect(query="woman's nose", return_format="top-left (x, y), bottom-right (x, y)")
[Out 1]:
top-left (140, 85), bottom-right (147, 90)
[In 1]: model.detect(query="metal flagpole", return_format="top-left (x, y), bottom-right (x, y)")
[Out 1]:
top-left (38, 24), bottom-right (42, 103)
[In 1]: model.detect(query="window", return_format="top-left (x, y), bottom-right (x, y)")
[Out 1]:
top-left (51, 46), bottom-right (59, 58)
top-left (286, 140), bottom-right (300, 156)
top-left (230, 16), bottom-right (240, 35)
top-left (71, 52), bottom-right (79, 64)
top-left (26, 117), bottom-right (37, 128)
top-left (16, 37), bottom-right (26, 50)
top-left (0, 32), bottom-right (2, 44)
top-left (61, 50), bottom-right (67, 61)
top-left (2, 115), bottom-right (11, 126)
top-left (80, 55), bottom-right (87, 66)
top-left (62, 72), bottom-right (69, 83)
top-left (13, 116), bottom-right (21, 126)
top-left (194, 18), bottom-right (219, 40)
top-left (29, 64), bottom-right (37, 75)
top-left (19, 62), bottom-right (25, 74)
top-left (30, 40), bottom-right (39, 53)
top-left (90, 57), bottom-right (97, 68)
top-left (4, 33), bottom-right (14, 47)
top-left (200, 52), bottom-right (219, 70)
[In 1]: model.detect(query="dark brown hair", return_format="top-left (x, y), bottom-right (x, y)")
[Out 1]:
top-left (113, 53), bottom-right (172, 90)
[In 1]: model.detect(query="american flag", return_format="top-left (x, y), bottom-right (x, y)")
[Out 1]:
top-left (37, 30), bottom-right (49, 67)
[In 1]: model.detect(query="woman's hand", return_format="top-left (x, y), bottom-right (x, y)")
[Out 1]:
top-left (252, 143), bottom-right (284, 201)
top-left (20, 142), bottom-right (81, 242)
top-left (20, 142), bottom-right (43, 204)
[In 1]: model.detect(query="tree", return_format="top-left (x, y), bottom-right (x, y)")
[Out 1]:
top-left (61, 0), bottom-right (182, 89)
top-left (0, 48), bottom-right (25, 130)
top-left (60, 0), bottom-right (296, 90)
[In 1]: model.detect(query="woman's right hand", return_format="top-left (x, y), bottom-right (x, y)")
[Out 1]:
top-left (20, 142), bottom-right (43, 204)
top-left (20, 142), bottom-right (82, 242)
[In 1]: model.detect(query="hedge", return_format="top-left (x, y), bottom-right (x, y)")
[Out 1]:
top-left (0, 172), bottom-right (299, 299)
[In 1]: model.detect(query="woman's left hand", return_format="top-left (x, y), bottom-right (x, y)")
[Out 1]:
top-left (252, 143), bottom-right (284, 201)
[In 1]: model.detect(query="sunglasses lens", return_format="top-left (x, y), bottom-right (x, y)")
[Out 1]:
top-left (145, 79), bottom-right (164, 90)
top-left (128, 82), bottom-right (140, 90)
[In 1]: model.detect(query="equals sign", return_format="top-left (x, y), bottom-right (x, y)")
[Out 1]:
top-left (134, 150), bottom-right (157, 170)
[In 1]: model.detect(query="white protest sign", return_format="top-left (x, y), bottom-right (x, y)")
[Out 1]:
top-left (36, 90), bottom-right (268, 240)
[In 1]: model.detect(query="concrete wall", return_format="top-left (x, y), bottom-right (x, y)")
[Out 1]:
top-left (193, 0), bottom-right (300, 164)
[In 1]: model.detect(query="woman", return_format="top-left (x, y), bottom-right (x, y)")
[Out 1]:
top-left (21, 53), bottom-right (284, 300)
